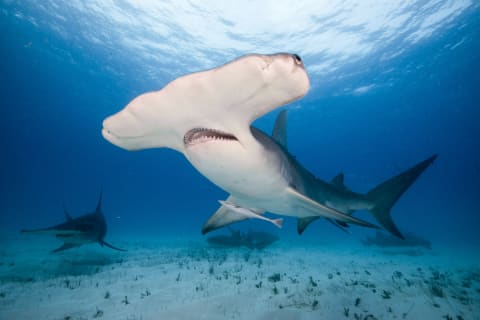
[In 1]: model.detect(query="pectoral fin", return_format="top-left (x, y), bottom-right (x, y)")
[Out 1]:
top-left (298, 217), bottom-right (351, 235)
top-left (202, 196), bottom-right (250, 234)
top-left (326, 218), bottom-right (351, 234)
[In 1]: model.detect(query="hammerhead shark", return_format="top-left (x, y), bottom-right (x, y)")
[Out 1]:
top-left (101, 53), bottom-right (436, 238)
top-left (21, 193), bottom-right (126, 253)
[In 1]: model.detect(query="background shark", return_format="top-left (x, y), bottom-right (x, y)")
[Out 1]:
top-left (21, 193), bottom-right (125, 253)
top-left (101, 53), bottom-right (436, 239)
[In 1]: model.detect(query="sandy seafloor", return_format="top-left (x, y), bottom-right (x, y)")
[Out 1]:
top-left (0, 232), bottom-right (478, 320)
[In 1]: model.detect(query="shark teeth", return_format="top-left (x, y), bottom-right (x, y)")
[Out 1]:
top-left (184, 128), bottom-right (238, 146)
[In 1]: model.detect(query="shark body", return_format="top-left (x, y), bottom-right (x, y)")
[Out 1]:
top-left (102, 53), bottom-right (436, 238)
top-left (21, 193), bottom-right (125, 253)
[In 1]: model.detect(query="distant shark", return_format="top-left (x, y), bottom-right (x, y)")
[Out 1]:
top-left (101, 53), bottom-right (436, 238)
top-left (21, 193), bottom-right (126, 253)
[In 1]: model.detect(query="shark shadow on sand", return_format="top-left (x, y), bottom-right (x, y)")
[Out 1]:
top-left (362, 230), bottom-right (432, 250)
top-left (21, 192), bottom-right (126, 253)
top-left (206, 228), bottom-right (279, 250)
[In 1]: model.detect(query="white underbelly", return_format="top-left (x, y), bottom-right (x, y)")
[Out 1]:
top-left (184, 139), bottom-right (288, 199)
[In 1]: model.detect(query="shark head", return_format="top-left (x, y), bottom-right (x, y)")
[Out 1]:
top-left (102, 53), bottom-right (309, 152)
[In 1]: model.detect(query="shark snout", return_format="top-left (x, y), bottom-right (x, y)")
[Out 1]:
top-left (102, 111), bottom-right (136, 138)
top-left (102, 116), bottom-right (124, 148)
top-left (101, 126), bottom-right (121, 148)
top-left (101, 111), bottom-right (148, 151)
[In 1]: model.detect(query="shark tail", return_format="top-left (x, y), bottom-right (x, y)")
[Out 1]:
top-left (366, 154), bottom-right (437, 239)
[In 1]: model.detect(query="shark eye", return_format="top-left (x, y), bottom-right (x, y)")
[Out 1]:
top-left (292, 54), bottom-right (302, 64)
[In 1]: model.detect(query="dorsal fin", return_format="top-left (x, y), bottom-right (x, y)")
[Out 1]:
top-left (64, 206), bottom-right (73, 221)
top-left (330, 173), bottom-right (347, 190)
top-left (272, 109), bottom-right (288, 149)
top-left (95, 191), bottom-right (103, 214)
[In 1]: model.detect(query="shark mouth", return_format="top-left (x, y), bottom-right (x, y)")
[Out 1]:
top-left (184, 128), bottom-right (238, 146)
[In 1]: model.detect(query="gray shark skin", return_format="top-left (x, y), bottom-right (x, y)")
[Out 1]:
top-left (101, 53), bottom-right (436, 239)
top-left (362, 231), bottom-right (432, 249)
top-left (21, 193), bottom-right (126, 253)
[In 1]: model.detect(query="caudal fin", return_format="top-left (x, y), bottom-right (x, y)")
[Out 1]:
top-left (366, 154), bottom-right (437, 239)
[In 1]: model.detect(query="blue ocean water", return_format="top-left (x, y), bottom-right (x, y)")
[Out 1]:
top-left (1, 2), bottom-right (479, 249)
top-left (1, 2), bottom-right (480, 319)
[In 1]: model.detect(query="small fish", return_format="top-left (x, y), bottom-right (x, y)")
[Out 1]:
top-left (218, 200), bottom-right (283, 228)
